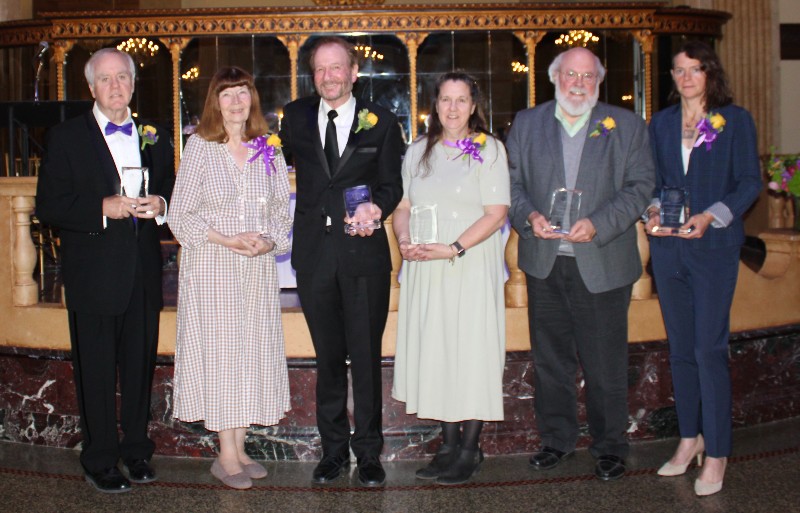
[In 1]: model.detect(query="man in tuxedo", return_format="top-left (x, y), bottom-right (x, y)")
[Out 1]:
top-left (279, 36), bottom-right (403, 487)
top-left (36, 48), bottom-right (174, 493)
top-left (507, 47), bottom-right (654, 481)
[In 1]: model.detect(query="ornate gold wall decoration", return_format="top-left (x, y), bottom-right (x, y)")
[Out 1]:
top-left (312, 0), bottom-right (386, 5)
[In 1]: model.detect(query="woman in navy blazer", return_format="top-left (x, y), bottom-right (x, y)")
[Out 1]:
top-left (645, 41), bottom-right (762, 497)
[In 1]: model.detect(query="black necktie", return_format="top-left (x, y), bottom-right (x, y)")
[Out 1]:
top-left (324, 110), bottom-right (339, 172)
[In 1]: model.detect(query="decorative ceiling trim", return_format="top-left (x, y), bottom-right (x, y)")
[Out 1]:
top-left (0, 4), bottom-right (731, 47)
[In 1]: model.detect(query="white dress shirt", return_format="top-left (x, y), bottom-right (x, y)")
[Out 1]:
top-left (93, 103), bottom-right (167, 226)
top-left (318, 94), bottom-right (357, 157)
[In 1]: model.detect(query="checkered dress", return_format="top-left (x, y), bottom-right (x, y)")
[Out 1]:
top-left (168, 135), bottom-right (292, 431)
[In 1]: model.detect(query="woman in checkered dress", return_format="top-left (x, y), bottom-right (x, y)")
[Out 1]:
top-left (168, 67), bottom-right (292, 490)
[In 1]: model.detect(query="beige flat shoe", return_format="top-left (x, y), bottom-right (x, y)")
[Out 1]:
top-left (210, 459), bottom-right (252, 490)
top-left (243, 462), bottom-right (268, 479)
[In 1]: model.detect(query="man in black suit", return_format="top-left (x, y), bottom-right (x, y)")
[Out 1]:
top-left (280, 36), bottom-right (403, 487)
top-left (36, 48), bottom-right (174, 493)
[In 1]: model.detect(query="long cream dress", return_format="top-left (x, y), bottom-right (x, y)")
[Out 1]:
top-left (169, 134), bottom-right (292, 431)
top-left (391, 135), bottom-right (510, 422)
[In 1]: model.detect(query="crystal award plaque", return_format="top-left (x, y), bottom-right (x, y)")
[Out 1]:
top-left (343, 185), bottom-right (382, 235)
top-left (410, 204), bottom-right (438, 244)
top-left (120, 166), bottom-right (148, 199)
top-left (548, 188), bottom-right (582, 234)
top-left (655, 187), bottom-right (692, 234)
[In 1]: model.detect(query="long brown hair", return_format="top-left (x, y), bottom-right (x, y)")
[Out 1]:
top-left (195, 66), bottom-right (269, 143)
top-left (419, 71), bottom-right (488, 176)
top-left (668, 40), bottom-right (733, 110)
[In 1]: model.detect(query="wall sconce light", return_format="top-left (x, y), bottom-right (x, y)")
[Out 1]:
top-left (511, 61), bottom-right (529, 73)
top-left (181, 67), bottom-right (199, 81)
top-left (354, 45), bottom-right (384, 61)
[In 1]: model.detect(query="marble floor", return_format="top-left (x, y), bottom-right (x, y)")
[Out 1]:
top-left (1, 417), bottom-right (799, 513)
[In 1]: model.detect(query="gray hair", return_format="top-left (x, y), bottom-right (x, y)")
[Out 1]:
top-left (548, 48), bottom-right (606, 85)
top-left (84, 48), bottom-right (136, 85)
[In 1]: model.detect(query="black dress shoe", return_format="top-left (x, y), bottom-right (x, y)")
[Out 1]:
top-left (124, 459), bottom-right (157, 483)
top-left (357, 457), bottom-right (386, 487)
top-left (529, 446), bottom-right (573, 470)
top-left (312, 455), bottom-right (350, 484)
top-left (595, 454), bottom-right (626, 481)
top-left (84, 466), bottom-right (132, 494)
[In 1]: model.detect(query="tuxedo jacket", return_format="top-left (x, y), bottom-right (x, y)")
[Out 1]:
top-left (648, 103), bottom-right (762, 251)
top-left (280, 96), bottom-right (403, 276)
top-left (507, 100), bottom-right (655, 294)
top-left (36, 111), bottom-right (175, 315)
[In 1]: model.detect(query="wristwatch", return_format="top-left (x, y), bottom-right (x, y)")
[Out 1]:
top-left (451, 241), bottom-right (466, 258)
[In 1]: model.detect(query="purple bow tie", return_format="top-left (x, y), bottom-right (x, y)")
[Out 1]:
top-left (105, 121), bottom-right (133, 136)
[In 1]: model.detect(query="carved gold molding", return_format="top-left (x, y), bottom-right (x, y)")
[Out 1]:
top-left (1, 5), bottom-right (731, 48)
top-left (313, 0), bottom-right (386, 5)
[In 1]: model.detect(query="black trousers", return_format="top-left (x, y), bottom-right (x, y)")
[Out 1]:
top-left (68, 262), bottom-right (159, 473)
top-left (526, 256), bottom-right (631, 459)
top-left (296, 237), bottom-right (389, 461)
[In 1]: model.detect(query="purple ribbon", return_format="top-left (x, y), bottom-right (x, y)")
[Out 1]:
top-left (444, 138), bottom-right (484, 163)
top-left (243, 137), bottom-right (277, 175)
top-left (693, 118), bottom-right (719, 151)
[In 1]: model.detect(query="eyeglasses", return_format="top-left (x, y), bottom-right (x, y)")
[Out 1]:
top-left (561, 70), bottom-right (597, 83)
top-left (672, 66), bottom-right (704, 78)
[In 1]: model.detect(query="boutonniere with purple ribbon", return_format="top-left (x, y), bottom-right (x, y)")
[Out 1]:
top-left (444, 132), bottom-right (487, 164)
top-left (138, 124), bottom-right (158, 150)
top-left (355, 108), bottom-right (378, 133)
top-left (694, 112), bottom-right (726, 151)
top-left (589, 116), bottom-right (616, 138)
top-left (244, 133), bottom-right (283, 175)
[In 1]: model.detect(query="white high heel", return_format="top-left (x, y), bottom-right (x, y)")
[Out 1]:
top-left (657, 435), bottom-right (705, 477)
top-left (694, 477), bottom-right (723, 496)
top-left (694, 456), bottom-right (726, 497)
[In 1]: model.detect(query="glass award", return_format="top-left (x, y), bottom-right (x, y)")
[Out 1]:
top-left (548, 188), bottom-right (582, 234)
top-left (120, 166), bottom-right (148, 199)
top-left (410, 204), bottom-right (438, 244)
top-left (655, 186), bottom-right (692, 234)
top-left (254, 197), bottom-right (272, 240)
top-left (343, 185), bottom-right (382, 235)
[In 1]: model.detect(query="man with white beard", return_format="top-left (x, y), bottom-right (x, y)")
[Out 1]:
top-left (506, 47), bottom-right (654, 481)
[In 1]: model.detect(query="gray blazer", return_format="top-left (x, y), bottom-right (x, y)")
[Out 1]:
top-left (507, 100), bottom-right (655, 294)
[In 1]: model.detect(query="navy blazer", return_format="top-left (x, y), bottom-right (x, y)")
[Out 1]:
top-left (648, 103), bottom-right (762, 250)
top-left (279, 96), bottom-right (403, 276)
top-left (36, 112), bottom-right (175, 315)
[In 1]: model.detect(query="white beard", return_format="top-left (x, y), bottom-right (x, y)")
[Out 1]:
top-left (555, 85), bottom-right (599, 117)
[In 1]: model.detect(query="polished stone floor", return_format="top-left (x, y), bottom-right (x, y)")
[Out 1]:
top-left (1, 417), bottom-right (799, 513)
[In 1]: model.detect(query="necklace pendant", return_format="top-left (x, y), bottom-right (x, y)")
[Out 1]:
top-left (682, 128), bottom-right (695, 139)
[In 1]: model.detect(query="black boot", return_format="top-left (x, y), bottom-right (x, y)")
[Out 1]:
top-left (415, 444), bottom-right (460, 480)
top-left (435, 447), bottom-right (484, 485)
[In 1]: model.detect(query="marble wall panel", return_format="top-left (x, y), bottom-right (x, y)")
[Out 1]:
top-left (1, 326), bottom-right (798, 461)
